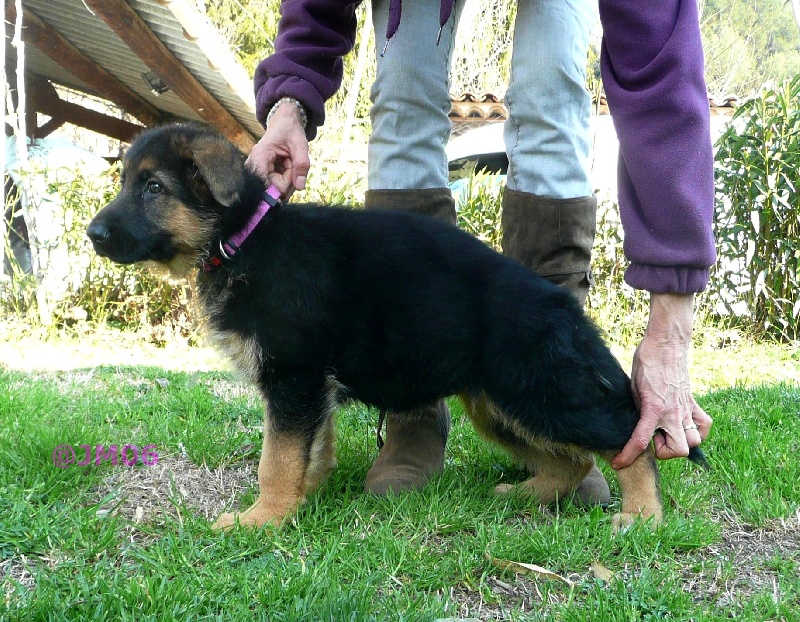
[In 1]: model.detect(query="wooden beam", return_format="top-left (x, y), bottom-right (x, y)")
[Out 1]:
top-left (27, 73), bottom-right (145, 143)
top-left (83, 0), bottom-right (256, 153)
top-left (34, 116), bottom-right (67, 138)
top-left (4, 0), bottom-right (162, 127)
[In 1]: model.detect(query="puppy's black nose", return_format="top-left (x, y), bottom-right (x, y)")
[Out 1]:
top-left (87, 222), bottom-right (110, 244)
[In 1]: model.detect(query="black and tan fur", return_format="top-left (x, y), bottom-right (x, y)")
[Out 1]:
top-left (87, 124), bottom-right (705, 532)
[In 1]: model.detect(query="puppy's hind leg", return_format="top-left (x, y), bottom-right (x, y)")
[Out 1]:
top-left (495, 444), bottom-right (595, 505)
top-left (599, 447), bottom-right (663, 531)
top-left (460, 393), bottom-right (593, 504)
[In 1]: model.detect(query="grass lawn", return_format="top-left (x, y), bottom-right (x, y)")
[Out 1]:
top-left (1, 328), bottom-right (799, 621)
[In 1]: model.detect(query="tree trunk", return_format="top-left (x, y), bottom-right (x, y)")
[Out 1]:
top-left (11, 0), bottom-right (52, 325)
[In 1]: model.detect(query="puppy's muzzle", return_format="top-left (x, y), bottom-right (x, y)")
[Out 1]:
top-left (86, 211), bottom-right (145, 263)
top-left (86, 220), bottom-right (114, 257)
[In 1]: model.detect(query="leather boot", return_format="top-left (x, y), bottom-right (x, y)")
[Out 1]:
top-left (364, 188), bottom-right (457, 225)
top-left (364, 402), bottom-right (451, 494)
top-left (501, 187), bottom-right (610, 507)
top-left (501, 187), bottom-right (597, 304)
top-left (363, 188), bottom-right (454, 494)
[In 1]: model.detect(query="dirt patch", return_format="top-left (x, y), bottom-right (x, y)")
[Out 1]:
top-left (1, 556), bottom-right (36, 605)
top-left (686, 510), bottom-right (800, 610)
top-left (440, 512), bottom-right (800, 619)
top-left (1, 551), bottom-right (66, 607)
top-left (90, 454), bottom-right (257, 539)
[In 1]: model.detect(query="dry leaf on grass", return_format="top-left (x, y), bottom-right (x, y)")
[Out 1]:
top-left (590, 561), bottom-right (615, 583)
top-left (489, 556), bottom-right (574, 586)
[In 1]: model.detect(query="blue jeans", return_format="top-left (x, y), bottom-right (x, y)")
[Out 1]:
top-left (369, 0), bottom-right (596, 199)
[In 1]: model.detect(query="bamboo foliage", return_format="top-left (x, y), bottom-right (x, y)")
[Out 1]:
top-left (450, 0), bottom-right (515, 97)
top-left (712, 76), bottom-right (800, 339)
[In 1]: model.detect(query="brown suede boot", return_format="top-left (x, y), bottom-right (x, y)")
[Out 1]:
top-left (364, 188), bottom-right (457, 225)
top-left (501, 187), bottom-right (610, 507)
top-left (363, 188), bottom-right (454, 494)
top-left (501, 187), bottom-right (597, 304)
top-left (364, 401), bottom-right (451, 494)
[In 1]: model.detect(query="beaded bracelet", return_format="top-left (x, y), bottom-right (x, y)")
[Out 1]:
top-left (266, 97), bottom-right (308, 130)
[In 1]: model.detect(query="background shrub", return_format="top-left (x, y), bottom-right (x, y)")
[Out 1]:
top-left (2, 170), bottom-right (190, 341)
top-left (710, 76), bottom-right (800, 340)
top-left (454, 171), bottom-right (503, 251)
top-left (5, 77), bottom-right (798, 344)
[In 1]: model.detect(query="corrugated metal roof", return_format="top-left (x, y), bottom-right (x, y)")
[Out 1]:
top-left (12, 0), bottom-right (262, 142)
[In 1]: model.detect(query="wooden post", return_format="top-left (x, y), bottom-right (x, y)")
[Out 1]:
top-left (10, 0), bottom-right (52, 325)
top-left (793, 0), bottom-right (800, 32)
top-left (4, 0), bottom-right (162, 128)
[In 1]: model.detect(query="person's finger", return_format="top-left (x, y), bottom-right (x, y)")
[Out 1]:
top-left (611, 417), bottom-right (655, 470)
top-left (268, 169), bottom-right (294, 195)
top-left (286, 137), bottom-right (310, 190)
top-left (652, 424), bottom-right (690, 460)
top-left (245, 149), bottom-right (276, 185)
top-left (613, 389), bottom-right (693, 468)
top-left (648, 389), bottom-right (691, 460)
top-left (682, 426), bottom-right (702, 449)
top-left (692, 402), bottom-right (713, 442)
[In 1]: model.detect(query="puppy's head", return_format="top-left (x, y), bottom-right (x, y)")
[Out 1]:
top-left (87, 123), bottom-right (250, 275)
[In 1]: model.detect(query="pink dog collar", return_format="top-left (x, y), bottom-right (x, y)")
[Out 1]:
top-left (201, 184), bottom-right (282, 271)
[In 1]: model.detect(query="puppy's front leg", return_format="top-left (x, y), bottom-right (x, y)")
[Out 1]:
top-left (601, 446), bottom-right (663, 531)
top-left (213, 376), bottom-right (336, 530)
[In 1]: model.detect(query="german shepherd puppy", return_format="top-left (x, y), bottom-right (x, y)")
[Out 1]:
top-left (88, 124), bottom-right (704, 531)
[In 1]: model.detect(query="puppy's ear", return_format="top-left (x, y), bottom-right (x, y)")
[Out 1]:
top-left (180, 132), bottom-right (247, 207)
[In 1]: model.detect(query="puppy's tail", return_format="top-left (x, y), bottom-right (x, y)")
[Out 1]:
top-left (688, 446), bottom-right (710, 470)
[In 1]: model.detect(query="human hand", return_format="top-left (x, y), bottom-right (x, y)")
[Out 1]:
top-left (612, 293), bottom-right (712, 470)
top-left (246, 101), bottom-right (311, 198)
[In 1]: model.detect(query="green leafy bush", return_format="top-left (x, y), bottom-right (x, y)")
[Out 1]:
top-left (585, 197), bottom-right (649, 342)
top-left (711, 76), bottom-right (800, 340)
top-left (454, 170), bottom-right (504, 251)
top-left (2, 169), bottom-right (191, 340)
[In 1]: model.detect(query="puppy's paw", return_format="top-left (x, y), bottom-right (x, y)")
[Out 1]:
top-left (211, 510), bottom-right (281, 531)
top-left (611, 512), bottom-right (637, 533)
top-left (211, 511), bottom-right (241, 531)
top-left (493, 476), bottom-right (559, 504)
top-left (494, 483), bottom-right (516, 495)
top-left (211, 500), bottom-right (291, 531)
top-left (611, 510), bottom-right (662, 533)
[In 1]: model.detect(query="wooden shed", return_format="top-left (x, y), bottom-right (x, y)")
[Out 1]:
top-left (4, 0), bottom-right (262, 152)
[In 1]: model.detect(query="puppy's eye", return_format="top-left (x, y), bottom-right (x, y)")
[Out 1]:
top-left (146, 180), bottom-right (163, 194)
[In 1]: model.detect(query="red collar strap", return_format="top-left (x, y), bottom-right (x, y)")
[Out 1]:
top-left (201, 184), bottom-right (282, 272)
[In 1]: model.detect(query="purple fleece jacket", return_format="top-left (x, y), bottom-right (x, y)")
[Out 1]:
top-left (254, 0), bottom-right (716, 294)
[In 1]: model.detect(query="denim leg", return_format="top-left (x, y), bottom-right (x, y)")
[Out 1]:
top-left (504, 0), bottom-right (596, 199)
top-left (369, 0), bottom-right (464, 190)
